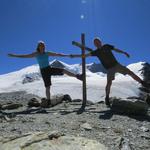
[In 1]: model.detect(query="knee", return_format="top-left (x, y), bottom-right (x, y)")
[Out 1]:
top-left (106, 80), bottom-right (112, 86)
top-left (46, 86), bottom-right (50, 90)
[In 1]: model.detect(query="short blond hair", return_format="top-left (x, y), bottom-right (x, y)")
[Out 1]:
top-left (93, 37), bottom-right (101, 42)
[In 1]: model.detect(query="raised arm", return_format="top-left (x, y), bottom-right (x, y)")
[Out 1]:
top-left (8, 52), bottom-right (37, 58)
top-left (70, 53), bottom-right (91, 58)
top-left (112, 48), bottom-right (130, 58)
top-left (72, 41), bottom-right (93, 52)
top-left (47, 51), bottom-right (70, 57)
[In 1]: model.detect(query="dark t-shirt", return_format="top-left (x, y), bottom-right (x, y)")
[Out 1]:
top-left (90, 44), bottom-right (119, 69)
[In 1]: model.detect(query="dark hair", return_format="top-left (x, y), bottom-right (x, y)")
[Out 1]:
top-left (36, 41), bottom-right (45, 53)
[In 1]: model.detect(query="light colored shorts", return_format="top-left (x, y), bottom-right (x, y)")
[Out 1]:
top-left (107, 63), bottom-right (131, 81)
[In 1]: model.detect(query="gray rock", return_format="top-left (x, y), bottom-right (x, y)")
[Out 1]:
top-left (28, 98), bottom-right (41, 107)
top-left (40, 98), bottom-right (50, 108)
top-left (51, 94), bottom-right (70, 106)
top-left (140, 133), bottom-right (150, 140)
top-left (1, 103), bottom-right (23, 110)
top-left (41, 94), bottom-right (72, 108)
top-left (62, 94), bottom-right (72, 102)
top-left (140, 126), bottom-right (149, 132)
top-left (72, 99), bottom-right (82, 102)
top-left (0, 132), bottom-right (108, 150)
top-left (71, 99), bottom-right (94, 105)
top-left (111, 98), bottom-right (149, 115)
top-left (81, 123), bottom-right (92, 131)
top-left (119, 137), bottom-right (132, 150)
top-left (48, 131), bottom-right (65, 140)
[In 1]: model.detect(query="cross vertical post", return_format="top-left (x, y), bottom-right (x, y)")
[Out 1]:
top-left (81, 33), bottom-right (87, 110)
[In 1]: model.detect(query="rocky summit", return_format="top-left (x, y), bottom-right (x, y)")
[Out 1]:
top-left (0, 91), bottom-right (150, 150)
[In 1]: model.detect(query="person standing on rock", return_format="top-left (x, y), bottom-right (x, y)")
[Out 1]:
top-left (71, 37), bottom-right (149, 107)
top-left (8, 41), bottom-right (83, 107)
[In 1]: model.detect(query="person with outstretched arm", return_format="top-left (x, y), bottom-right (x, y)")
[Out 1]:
top-left (71, 37), bottom-right (149, 107)
top-left (8, 41), bottom-right (83, 107)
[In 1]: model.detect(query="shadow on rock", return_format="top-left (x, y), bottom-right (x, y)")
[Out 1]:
top-left (99, 109), bottom-right (114, 120)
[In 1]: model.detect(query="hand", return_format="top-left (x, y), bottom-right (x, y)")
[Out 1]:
top-left (69, 54), bottom-right (82, 58)
top-left (8, 53), bottom-right (15, 57)
top-left (70, 54), bottom-right (75, 58)
top-left (125, 52), bottom-right (130, 58)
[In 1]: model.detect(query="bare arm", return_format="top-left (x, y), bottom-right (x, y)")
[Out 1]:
top-left (112, 48), bottom-right (130, 58)
top-left (72, 41), bottom-right (93, 52)
top-left (84, 47), bottom-right (93, 52)
top-left (8, 52), bottom-right (37, 58)
top-left (70, 53), bottom-right (91, 58)
top-left (47, 51), bottom-right (70, 57)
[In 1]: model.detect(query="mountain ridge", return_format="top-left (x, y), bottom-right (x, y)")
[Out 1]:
top-left (0, 60), bottom-right (149, 101)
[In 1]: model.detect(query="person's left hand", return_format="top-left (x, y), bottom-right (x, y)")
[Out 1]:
top-left (125, 52), bottom-right (130, 58)
top-left (70, 54), bottom-right (75, 58)
top-left (8, 53), bottom-right (14, 57)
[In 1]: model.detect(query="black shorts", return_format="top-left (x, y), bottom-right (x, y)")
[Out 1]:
top-left (40, 66), bottom-right (64, 87)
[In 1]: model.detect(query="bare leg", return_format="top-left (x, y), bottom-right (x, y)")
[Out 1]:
top-left (63, 69), bottom-right (77, 77)
top-left (63, 69), bottom-right (83, 81)
top-left (127, 69), bottom-right (150, 88)
top-left (105, 79), bottom-right (112, 98)
top-left (46, 86), bottom-right (51, 100)
top-left (127, 70), bottom-right (142, 83)
top-left (105, 79), bottom-right (112, 106)
top-left (41, 86), bottom-right (51, 108)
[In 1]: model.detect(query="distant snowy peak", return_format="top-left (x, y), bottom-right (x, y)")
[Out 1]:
top-left (49, 60), bottom-right (107, 74)
top-left (22, 73), bottom-right (41, 84)
top-left (50, 59), bottom-right (82, 74)
top-left (87, 62), bottom-right (107, 73)
top-left (127, 62), bottom-right (144, 74)
top-left (49, 60), bottom-right (146, 75)
top-left (50, 59), bottom-right (67, 68)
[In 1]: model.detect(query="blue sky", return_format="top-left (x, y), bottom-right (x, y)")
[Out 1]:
top-left (0, 0), bottom-right (150, 74)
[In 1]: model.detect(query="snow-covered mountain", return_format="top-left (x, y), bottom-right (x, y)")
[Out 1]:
top-left (19, 60), bottom-right (107, 84)
top-left (0, 60), bottom-right (149, 102)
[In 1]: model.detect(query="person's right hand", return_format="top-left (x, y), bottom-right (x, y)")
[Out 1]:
top-left (8, 54), bottom-right (15, 57)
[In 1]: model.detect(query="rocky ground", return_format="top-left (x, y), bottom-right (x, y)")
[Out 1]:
top-left (0, 91), bottom-right (150, 150)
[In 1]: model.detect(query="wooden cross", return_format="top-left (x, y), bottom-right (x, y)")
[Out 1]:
top-left (72, 33), bottom-right (87, 113)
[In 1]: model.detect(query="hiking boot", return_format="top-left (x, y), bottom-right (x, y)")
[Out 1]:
top-left (76, 74), bottom-right (84, 81)
top-left (141, 81), bottom-right (150, 89)
top-left (105, 96), bottom-right (110, 107)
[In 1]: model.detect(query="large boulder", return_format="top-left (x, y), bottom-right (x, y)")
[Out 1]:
top-left (28, 94), bottom-right (72, 108)
top-left (28, 98), bottom-right (41, 107)
top-left (0, 131), bottom-right (107, 150)
top-left (40, 94), bottom-right (72, 108)
top-left (139, 62), bottom-right (150, 99)
top-left (145, 94), bottom-right (150, 105)
top-left (111, 97), bottom-right (149, 115)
